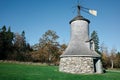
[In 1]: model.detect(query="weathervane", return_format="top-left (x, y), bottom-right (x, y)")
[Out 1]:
top-left (76, 0), bottom-right (97, 16)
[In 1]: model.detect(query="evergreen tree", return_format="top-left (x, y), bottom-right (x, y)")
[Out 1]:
top-left (91, 30), bottom-right (100, 53)
top-left (0, 26), bottom-right (14, 59)
top-left (21, 31), bottom-right (26, 52)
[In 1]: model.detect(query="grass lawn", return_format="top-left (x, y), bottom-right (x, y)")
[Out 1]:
top-left (0, 62), bottom-right (120, 80)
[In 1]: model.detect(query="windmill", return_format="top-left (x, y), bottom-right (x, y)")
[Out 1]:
top-left (59, 0), bottom-right (103, 74)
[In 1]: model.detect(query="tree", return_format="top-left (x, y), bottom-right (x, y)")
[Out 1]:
top-left (59, 44), bottom-right (67, 52)
top-left (13, 31), bottom-right (30, 61)
top-left (39, 30), bottom-right (59, 47)
top-left (91, 30), bottom-right (100, 54)
top-left (0, 26), bottom-right (14, 60)
top-left (100, 43), bottom-right (111, 68)
top-left (39, 30), bottom-right (59, 64)
top-left (0, 25), bottom-right (32, 61)
top-left (110, 48), bottom-right (117, 69)
top-left (115, 52), bottom-right (120, 68)
top-left (13, 31), bottom-right (27, 52)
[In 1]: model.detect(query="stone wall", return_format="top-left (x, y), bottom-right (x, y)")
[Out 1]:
top-left (59, 57), bottom-right (94, 74)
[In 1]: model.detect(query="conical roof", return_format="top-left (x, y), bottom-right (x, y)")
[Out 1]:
top-left (69, 15), bottom-right (90, 24)
top-left (60, 43), bottom-right (101, 57)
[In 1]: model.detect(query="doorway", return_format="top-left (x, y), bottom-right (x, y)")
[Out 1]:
top-left (93, 58), bottom-right (98, 73)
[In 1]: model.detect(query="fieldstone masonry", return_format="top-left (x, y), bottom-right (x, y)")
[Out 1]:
top-left (59, 57), bottom-right (94, 74)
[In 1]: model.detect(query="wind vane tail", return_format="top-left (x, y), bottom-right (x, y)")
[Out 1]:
top-left (89, 10), bottom-right (97, 16)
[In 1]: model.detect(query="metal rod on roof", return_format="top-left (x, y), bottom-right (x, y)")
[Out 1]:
top-left (77, 5), bottom-right (81, 16)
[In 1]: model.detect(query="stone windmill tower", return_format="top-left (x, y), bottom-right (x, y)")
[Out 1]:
top-left (59, 5), bottom-right (103, 74)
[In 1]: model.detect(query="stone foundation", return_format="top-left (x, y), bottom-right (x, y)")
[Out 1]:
top-left (59, 57), bottom-right (94, 74)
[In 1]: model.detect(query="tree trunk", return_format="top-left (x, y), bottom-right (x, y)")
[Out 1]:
top-left (111, 59), bottom-right (114, 69)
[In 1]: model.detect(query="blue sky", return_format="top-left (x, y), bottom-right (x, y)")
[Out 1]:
top-left (0, 0), bottom-right (120, 52)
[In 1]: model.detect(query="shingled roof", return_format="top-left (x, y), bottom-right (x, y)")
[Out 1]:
top-left (60, 42), bottom-right (101, 57)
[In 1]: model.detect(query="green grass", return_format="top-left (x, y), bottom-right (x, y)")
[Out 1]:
top-left (0, 62), bottom-right (120, 80)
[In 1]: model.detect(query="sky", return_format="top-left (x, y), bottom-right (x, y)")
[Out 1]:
top-left (0, 0), bottom-right (120, 52)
